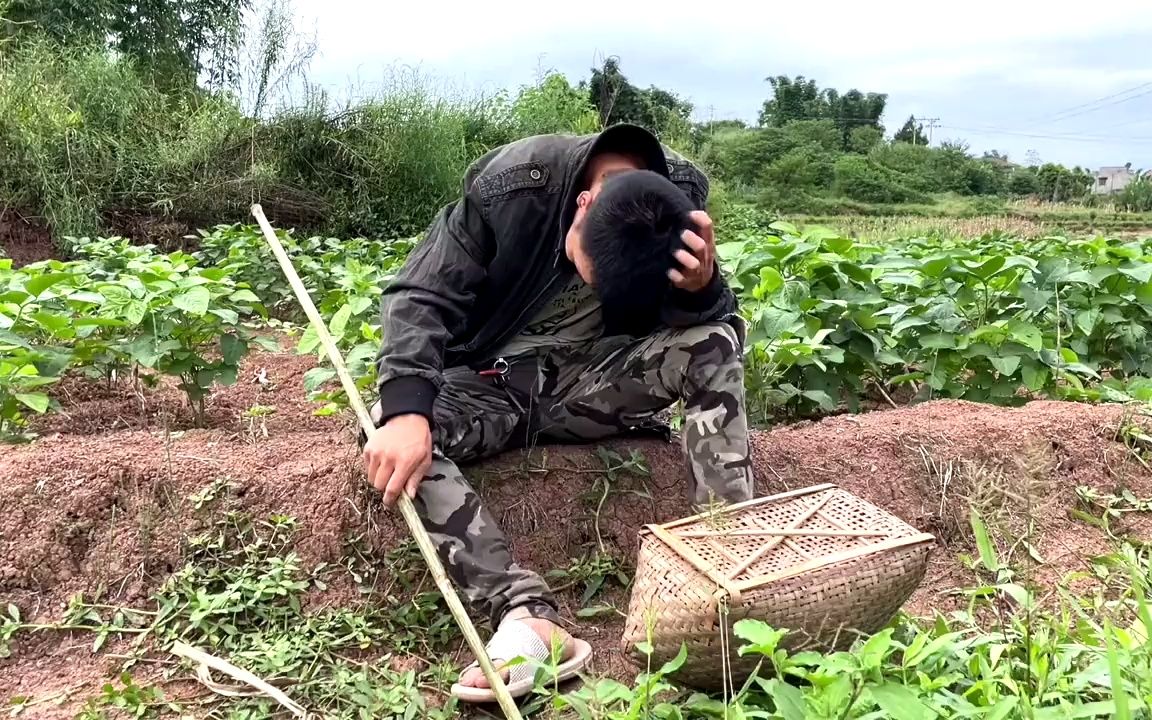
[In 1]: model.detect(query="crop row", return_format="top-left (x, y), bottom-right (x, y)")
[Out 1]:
top-left (722, 224), bottom-right (1152, 419)
top-left (3, 223), bottom-right (1151, 439)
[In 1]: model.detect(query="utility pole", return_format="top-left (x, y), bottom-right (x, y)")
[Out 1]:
top-left (921, 117), bottom-right (940, 145)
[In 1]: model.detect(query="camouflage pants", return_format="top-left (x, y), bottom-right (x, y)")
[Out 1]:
top-left (370, 322), bottom-right (753, 628)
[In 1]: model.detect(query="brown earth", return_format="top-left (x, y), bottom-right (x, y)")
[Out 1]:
top-left (0, 210), bottom-right (58, 268)
top-left (2, 347), bottom-right (1150, 716)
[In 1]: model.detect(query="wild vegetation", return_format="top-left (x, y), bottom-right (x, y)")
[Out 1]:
top-left (4, 2), bottom-right (1152, 719)
top-left (3, 1), bottom-right (1151, 246)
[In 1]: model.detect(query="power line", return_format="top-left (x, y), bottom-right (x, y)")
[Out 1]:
top-left (1023, 81), bottom-right (1152, 127)
top-left (937, 123), bottom-right (1152, 144)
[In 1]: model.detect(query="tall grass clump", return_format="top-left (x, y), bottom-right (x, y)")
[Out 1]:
top-left (1, 25), bottom-right (608, 242)
top-left (0, 37), bottom-right (252, 239)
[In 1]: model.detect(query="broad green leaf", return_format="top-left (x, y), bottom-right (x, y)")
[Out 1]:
top-left (967, 255), bottom-right (1006, 280)
top-left (303, 367), bottom-right (337, 391)
top-left (762, 678), bottom-right (805, 720)
top-left (990, 355), bottom-right (1021, 377)
top-left (1021, 364), bottom-right (1049, 392)
top-left (330, 304), bottom-right (354, 338)
top-left (920, 255), bottom-right (952, 278)
top-left (298, 325), bottom-right (321, 355)
top-left (760, 308), bottom-right (802, 338)
top-left (768, 220), bottom-right (800, 236)
top-left (823, 236), bottom-right (853, 254)
top-left (15, 393), bottom-right (50, 413)
top-left (29, 311), bottom-right (71, 335)
top-left (801, 390), bottom-right (836, 410)
top-left (229, 289), bottom-right (261, 303)
top-left (970, 508), bottom-right (1000, 572)
top-left (734, 619), bottom-right (789, 657)
top-left (856, 628), bottom-right (894, 671)
top-left (122, 300), bottom-right (148, 326)
top-left (838, 261), bottom-right (872, 284)
top-left (216, 365), bottom-right (239, 387)
top-left (1075, 308), bottom-right (1101, 336)
top-left (220, 334), bottom-right (246, 366)
top-left (171, 286), bottom-right (211, 316)
top-left (919, 333), bottom-right (958, 350)
top-left (1020, 284), bottom-right (1053, 313)
top-left (1005, 319), bottom-right (1043, 352)
top-left (349, 295), bottom-right (374, 316)
top-left (65, 290), bottom-right (104, 304)
top-left (1120, 264), bottom-right (1152, 284)
top-left (879, 271), bottom-right (924, 287)
top-left (25, 273), bottom-right (73, 298)
top-left (869, 682), bottom-right (934, 720)
top-left (209, 308), bottom-right (239, 325)
top-left (656, 643), bottom-right (688, 676)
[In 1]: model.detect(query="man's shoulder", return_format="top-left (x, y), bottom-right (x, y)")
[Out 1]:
top-left (466, 133), bottom-right (589, 202)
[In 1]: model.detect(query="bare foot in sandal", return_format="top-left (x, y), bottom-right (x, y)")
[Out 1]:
top-left (457, 614), bottom-right (578, 689)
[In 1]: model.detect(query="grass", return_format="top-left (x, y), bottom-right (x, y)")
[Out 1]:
top-left (0, 38), bottom-right (604, 243)
top-left (8, 494), bottom-right (1152, 719)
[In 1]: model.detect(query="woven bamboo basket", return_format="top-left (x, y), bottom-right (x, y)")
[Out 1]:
top-left (620, 483), bottom-right (934, 690)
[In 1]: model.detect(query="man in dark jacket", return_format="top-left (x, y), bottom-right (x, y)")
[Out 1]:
top-left (363, 124), bottom-right (754, 698)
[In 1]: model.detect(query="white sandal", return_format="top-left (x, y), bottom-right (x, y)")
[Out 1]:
top-left (450, 617), bottom-right (593, 703)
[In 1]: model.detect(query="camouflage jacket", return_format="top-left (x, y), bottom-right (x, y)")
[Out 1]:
top-left (373, 130), bottom-right (740, 426)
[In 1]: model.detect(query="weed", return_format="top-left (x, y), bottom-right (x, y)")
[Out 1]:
top-left (241, 404), bottom-right (276, 441)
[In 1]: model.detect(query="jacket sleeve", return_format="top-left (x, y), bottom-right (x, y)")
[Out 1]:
top-left (661, 160), bottom-right (741, 331)
top-left (373, 171), bottom-right (494, 426)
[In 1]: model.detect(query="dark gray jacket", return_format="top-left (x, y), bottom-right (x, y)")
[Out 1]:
top-left (373, 131), bottom-right (740, 425)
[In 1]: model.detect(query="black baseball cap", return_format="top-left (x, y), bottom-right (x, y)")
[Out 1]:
top-left (586, 123), bottom-right (670, 179)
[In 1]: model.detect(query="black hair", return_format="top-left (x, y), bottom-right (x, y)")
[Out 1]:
top-left (581, 169), bottom-right (697, 336)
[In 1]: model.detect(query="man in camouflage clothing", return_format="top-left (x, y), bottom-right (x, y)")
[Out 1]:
top-left (363, 124), bottom-right (753, 698)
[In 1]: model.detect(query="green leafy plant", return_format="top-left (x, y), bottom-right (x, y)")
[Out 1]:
top-left (718, 223), bottom-right (1152, 420)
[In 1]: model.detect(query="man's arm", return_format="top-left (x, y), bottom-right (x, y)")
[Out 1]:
top-left (374, 171), bottom-right (494, 427)
top-left (662, 160), bottom-right (740, 328)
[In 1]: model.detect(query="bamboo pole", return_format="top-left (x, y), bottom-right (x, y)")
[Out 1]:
top-left (250, 205), bottom-right (522, 719)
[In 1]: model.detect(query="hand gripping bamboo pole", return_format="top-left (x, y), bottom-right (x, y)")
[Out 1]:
top-left (250, 204), bottom-right (523, 719)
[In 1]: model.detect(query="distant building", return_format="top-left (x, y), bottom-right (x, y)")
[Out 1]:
top-left (1093, 164), bottom-right (1136, 194)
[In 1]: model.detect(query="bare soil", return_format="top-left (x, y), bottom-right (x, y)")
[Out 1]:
top-left (2, 346), bottom-right (1150, 715)
top-left (0, 210), bottom-right (58, 267)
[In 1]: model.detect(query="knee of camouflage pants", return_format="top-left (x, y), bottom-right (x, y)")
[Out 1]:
top-left (659, 320), bottom-right (754, 507)
top-left (360, 397), bottom-right (561, 629)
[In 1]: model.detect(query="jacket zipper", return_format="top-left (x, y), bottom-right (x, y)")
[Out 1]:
top-left (457, 259), bottom-right (568, 356)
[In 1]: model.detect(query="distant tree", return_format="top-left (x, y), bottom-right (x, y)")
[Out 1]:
top-left (893, 115), bottom-right (925, 144)
top-left (982, 150), bottom-right (1009, 162)
top-left (758, 75), bottom-right (826, 127)
top-left (1037, 163), bottom-right (1092, 202)
top-left (5, 0), bottom-right (252, 87)
top-left (1025, 149), bottom-right (1043, 167)
top-left (586, 57), bottom-right (692, 139)
top-left (848, 125), bottom-right (884, 154)
top-left (1008, 168), bottom-right (1041, 196)
top-left (758, 75), bottom-right (887, 151)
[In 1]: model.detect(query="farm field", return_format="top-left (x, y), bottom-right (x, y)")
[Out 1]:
top-left (3, 214), bottom-right (1152, 719)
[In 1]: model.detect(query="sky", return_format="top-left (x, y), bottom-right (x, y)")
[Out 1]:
top-left (285, 0), bottom-right (1152, 170)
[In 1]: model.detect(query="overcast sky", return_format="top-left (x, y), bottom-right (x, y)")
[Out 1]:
top-left (287, 0), bottom-right (1152, 170)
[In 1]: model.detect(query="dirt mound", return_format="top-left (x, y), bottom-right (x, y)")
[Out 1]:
top-left (0, 210), bottom-right (57, 267)
top-left (2, 348), bottom-right (1150, 707)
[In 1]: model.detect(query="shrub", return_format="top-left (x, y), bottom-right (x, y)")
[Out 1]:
top-left (833, 156), bottom-right (930, 204)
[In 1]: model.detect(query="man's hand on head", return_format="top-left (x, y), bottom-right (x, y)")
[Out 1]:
top-left (668, 211), bottom-right (716, 292)
top-left (363, 413), bottom-right (433, 508)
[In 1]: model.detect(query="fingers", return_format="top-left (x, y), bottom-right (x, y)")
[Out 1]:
top-left (674, 248), bottom-right (701, 271)
top-left (689, 211), bottom-right (715, 248)
top-left (383, 449), bottom-right (432, 507)
top-left (381, 462), bottom-right (404, 507)
top-left (405, 452), bottom-right (432, 500)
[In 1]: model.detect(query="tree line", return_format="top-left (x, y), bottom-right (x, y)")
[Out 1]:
top-left (2, 1), bottom-right (1149, 247)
